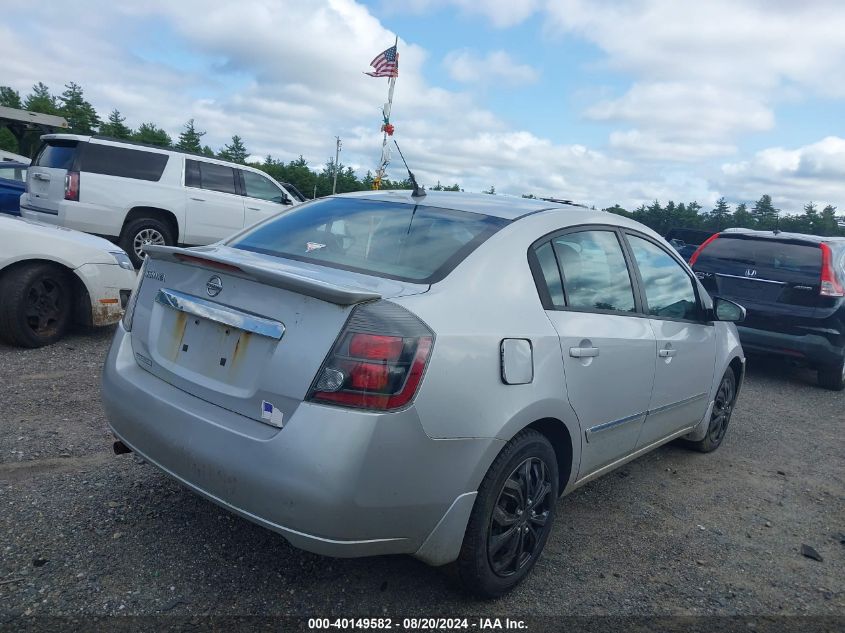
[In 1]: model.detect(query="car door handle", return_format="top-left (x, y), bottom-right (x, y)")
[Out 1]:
top-left (247, 206), bottom-right (261, 211)
top-left (190, 197), bottom-right (205, 202)
top-left (658, 349), bottom-right (677, 358)
top-left (569, 346), bottom-right (599, 358)
top-left (33, 173), bottom-right (50, 181)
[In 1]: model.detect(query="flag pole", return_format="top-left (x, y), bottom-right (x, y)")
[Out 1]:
top-left (373, 36), bottom-right (398, 190)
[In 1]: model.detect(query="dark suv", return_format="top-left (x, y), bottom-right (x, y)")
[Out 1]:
top-left (691, 229), bottom-right (845, 390)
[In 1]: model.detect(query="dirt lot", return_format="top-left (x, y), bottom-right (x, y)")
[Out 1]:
top-left (1, 326), bottom-right (843, 623)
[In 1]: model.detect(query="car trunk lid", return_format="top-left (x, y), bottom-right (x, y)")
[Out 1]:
top-left (128, 245), bottom-right (428, 425)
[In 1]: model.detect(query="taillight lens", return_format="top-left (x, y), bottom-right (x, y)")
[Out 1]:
top-left (688, 232), bottom-right (719, 267)
top-left (122, 257), bottom-right (147, 332)
top-left (64, 171), bottom-right (80, 201)
top-left (820, 243), bottom-right (844, 297)
top-left (308, 301), bottom-right (434, 411)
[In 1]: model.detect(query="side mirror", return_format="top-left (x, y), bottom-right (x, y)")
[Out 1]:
top-left (713, 297), bottom-right (745, 323)
top-left (281, 193), bottom-right (293, 205)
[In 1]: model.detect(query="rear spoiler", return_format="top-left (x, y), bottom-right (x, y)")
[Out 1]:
top-left (143, 245), bottom-right (381, 306)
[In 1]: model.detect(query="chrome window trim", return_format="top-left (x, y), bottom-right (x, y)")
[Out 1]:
top-left (155, 288), bottom-right (285, 340)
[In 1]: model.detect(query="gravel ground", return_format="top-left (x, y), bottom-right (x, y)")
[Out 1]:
top-left (1, 326), bottom-right (843, 622)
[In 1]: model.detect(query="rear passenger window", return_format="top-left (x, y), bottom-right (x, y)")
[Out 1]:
top-left (628, 235), bottom-right (701, 320)
top-left (553, 230), bottom-right (636, 313)
top-left (79, 144), bottom-right (168, 181)
top-left (196, 161), bottom-right (237, 195)
top-left (185, 160), bottom-right (201, 188)
top-left (533, 242), bottom-right (565, 309)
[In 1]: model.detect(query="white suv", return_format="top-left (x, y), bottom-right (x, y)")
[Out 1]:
top-left (20, 134), bottom-right (301, 266)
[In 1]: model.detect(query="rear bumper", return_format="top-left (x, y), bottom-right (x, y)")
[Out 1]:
top-left (737, 325), bottom-right (844, 366)
top-left (101, 325), bottom-right (500, 563)
top-left (21, 196), bottom-right (123, 237)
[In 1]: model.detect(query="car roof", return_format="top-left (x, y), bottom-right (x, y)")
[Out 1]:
top-left (335, 189), bottom-right (587, 221)
top-left (719, 228), bottom-right (845, 244)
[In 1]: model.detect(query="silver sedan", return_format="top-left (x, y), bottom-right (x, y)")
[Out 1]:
top-left (102, 190), bottom-right (745, 597)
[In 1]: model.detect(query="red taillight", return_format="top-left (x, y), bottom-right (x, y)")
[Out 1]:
top-left (308, 303), bottom-right (434, 411)
top-left (820, 243), bottom-right (844, 297)
top-left (64, 171), bottom-right (79, 201)
top-left (688, 232), bottom-right (719, 267)
top-left (349, 333), bottom-right (404, 361)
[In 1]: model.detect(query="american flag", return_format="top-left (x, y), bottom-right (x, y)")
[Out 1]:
top-left (366, 45), bottom-right (399, 78)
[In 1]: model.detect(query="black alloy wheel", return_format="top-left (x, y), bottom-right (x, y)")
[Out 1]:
top-left (488, 457), bottom-right (553, 577)
top-left (682, 368), bottom-right (737, 453)
top-left (456, 429), bottom-right (558, 598)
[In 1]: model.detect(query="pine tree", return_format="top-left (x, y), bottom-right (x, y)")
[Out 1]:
top-left (752, 194), bottom-right (778, 228)
top-left (59, 82), bottom-right (101, 134)
top-left (819, 205), bottom-right (838, 236)
top-left (23, 82), bottom-right (59, 115)
top-left (710, 197), bottom-right (731, 229)
top-left (99, 109), bottom-right (132, 139)
top-left (175, 119), bottom-right (206, 153)
top-left (733, 203), bottom-right (751, 228)
top-left (132, 122), bottom-right (172, 147)
top-left (219, 135), bottom-right (248, 163)
top-left (0, 86), bottom-right (22, 109)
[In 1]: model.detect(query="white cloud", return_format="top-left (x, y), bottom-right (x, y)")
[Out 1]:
top-left (401, 0), bottom-right (541, 28)
top-left (717, 137), bottom-right (845, 211)
top-left (443, 49), bottom-right (540, 85)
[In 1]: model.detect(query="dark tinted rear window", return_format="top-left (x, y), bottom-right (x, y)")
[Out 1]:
top-left (231, 197), bottom-right (509, 283)
top-left (33, 140), bottom-right (78, 169)
top-left (79, 143), bottom-right (168, 181)
top-left (188, 160), bottom-right (237, 195)
top-left (697, 236), bottom-right (821, 275)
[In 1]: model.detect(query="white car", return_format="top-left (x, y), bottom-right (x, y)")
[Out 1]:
top-left (0, 214), bottom-right (137, 347)
top-left (20, 134), bottom-right (301, 267)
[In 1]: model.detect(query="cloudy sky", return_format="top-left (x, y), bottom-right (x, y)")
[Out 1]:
top-left (3, 0), bottom-right (845, 211)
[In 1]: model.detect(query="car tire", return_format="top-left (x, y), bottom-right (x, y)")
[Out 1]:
top-left (682, 368), bottom-right (737, 453)
top-left (119, 217), bottom-right (174, 268)
top-left (817, 359), bottom-right (845, 391)
top-left (0, 262), bottom-right (72, 348)
top-left (456, 429), bottom-right (558, 599)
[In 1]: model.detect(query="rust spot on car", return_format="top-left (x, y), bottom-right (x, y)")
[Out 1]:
top-left (91, 302), bottom-right (124, 327)
top-left (230, 331), bottom-right (250, 368)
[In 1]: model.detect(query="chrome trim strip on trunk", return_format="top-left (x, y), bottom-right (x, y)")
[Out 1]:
top-left (715, 272), bottom-right (785, 285)
top-left (585, 411), bottom-right (646, 442)
top-left (155, 288), bottom-right (285, 340)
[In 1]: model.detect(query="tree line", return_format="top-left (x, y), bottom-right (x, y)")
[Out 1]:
top-left (0, 82), bottom-right (460, 198)
top-left (2, 82), bottom-right (842, 236)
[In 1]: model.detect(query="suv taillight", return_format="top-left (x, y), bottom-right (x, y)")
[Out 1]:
top-left (308, 301), bottom-right (434, 411)
top-left (819, 243), bottom-right (844, 297)
top-left (688, 232), bottom-right (719, 267)
top-left (64, 171), bottom-right (80, 201)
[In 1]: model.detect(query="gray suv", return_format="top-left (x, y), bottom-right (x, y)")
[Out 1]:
top-left (102, 191), bottom-right (746, 597)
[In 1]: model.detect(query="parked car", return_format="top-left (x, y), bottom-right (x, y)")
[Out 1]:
top-left (19, 134), bottom-right (302, 267)
top-left (691, 228), bottom-right (845, 390)
top-left (665, 227), bottom-right (717, 262)
top-left (0, 215), bottom-right (137, 347)
top-left (102, 191), bottom-right (745, 597)
top-left (0, 161), bottom-right (27, 215)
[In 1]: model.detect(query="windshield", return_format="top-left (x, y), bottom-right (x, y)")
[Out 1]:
top-left (231, 197), bottom-right (509, 283)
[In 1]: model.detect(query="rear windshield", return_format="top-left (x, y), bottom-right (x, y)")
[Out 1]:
top-left (697, 236), bottom-right (821, 275)
top-left (231, 197), bottom-right (509, 283)
top-left (33, 140), bottom-right (78, 169)
top-left (79, 143), bottom-right (169, 181)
